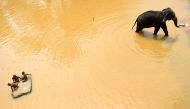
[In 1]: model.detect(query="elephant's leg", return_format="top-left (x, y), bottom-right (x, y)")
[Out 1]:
top-left (161, 23), bottom-right (168, 36)
top-left (153, 26), bottom-right (161, 35)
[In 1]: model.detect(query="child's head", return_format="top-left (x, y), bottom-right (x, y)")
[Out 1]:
top-left (22, 72), bottom-right (25, 75)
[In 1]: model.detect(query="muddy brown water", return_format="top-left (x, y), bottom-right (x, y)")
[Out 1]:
top-left (1, 0), bottom-right (190, 109)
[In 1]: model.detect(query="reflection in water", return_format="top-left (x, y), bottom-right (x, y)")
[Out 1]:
top-left (0, 0), bottom-right (190, 109)
top-left (133, 34), bottom-right (172, 62)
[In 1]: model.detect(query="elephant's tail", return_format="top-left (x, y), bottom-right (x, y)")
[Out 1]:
top-left (132, 19), bottom-right (137, 29)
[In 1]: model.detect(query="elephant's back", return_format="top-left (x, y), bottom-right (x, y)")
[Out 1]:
top-left (137, 10), bottom-right (162, 27)
top-left (137, 11), bottom-right (162, 22)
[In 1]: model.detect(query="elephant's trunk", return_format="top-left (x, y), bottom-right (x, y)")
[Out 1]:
top-left (173, 17), bottom-right (179, 28)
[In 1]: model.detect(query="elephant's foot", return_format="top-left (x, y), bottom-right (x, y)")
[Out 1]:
top-left (162, 35), bottom-right (168, 40)
top-left (153, 35), bottom-right (157, 40)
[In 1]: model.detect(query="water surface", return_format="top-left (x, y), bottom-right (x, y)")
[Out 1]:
top-left (1, 0), bottom-right (190, 109)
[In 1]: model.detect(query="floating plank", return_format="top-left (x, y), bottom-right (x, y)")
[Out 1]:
top-left (12, 75), bottom-right (32, 98)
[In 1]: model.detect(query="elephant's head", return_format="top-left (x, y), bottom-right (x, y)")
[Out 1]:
top-left (162, 8), bottom-right (179, 27)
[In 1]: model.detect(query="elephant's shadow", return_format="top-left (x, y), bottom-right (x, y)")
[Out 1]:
top-left (137, 30), bottom-right (178, 43)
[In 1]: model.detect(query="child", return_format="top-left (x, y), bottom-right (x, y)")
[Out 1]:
top-left (21, 72), bottom-right (31, 82)
top-left (8, 83), bottom-right (18, 92)
top-left (12, 75), bottom-right (20, 83)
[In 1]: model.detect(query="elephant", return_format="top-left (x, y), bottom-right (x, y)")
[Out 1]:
top-left (132, 8), bottom-right (179, 37)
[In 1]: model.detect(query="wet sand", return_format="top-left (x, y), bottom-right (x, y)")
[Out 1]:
top-left (1, 0), bottom-right (190, 109)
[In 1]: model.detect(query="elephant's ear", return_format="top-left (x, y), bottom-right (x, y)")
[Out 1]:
top-left (162, 8), bottom-right (171, 22)
top-left (162, 13), bottom-right (168, 22)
